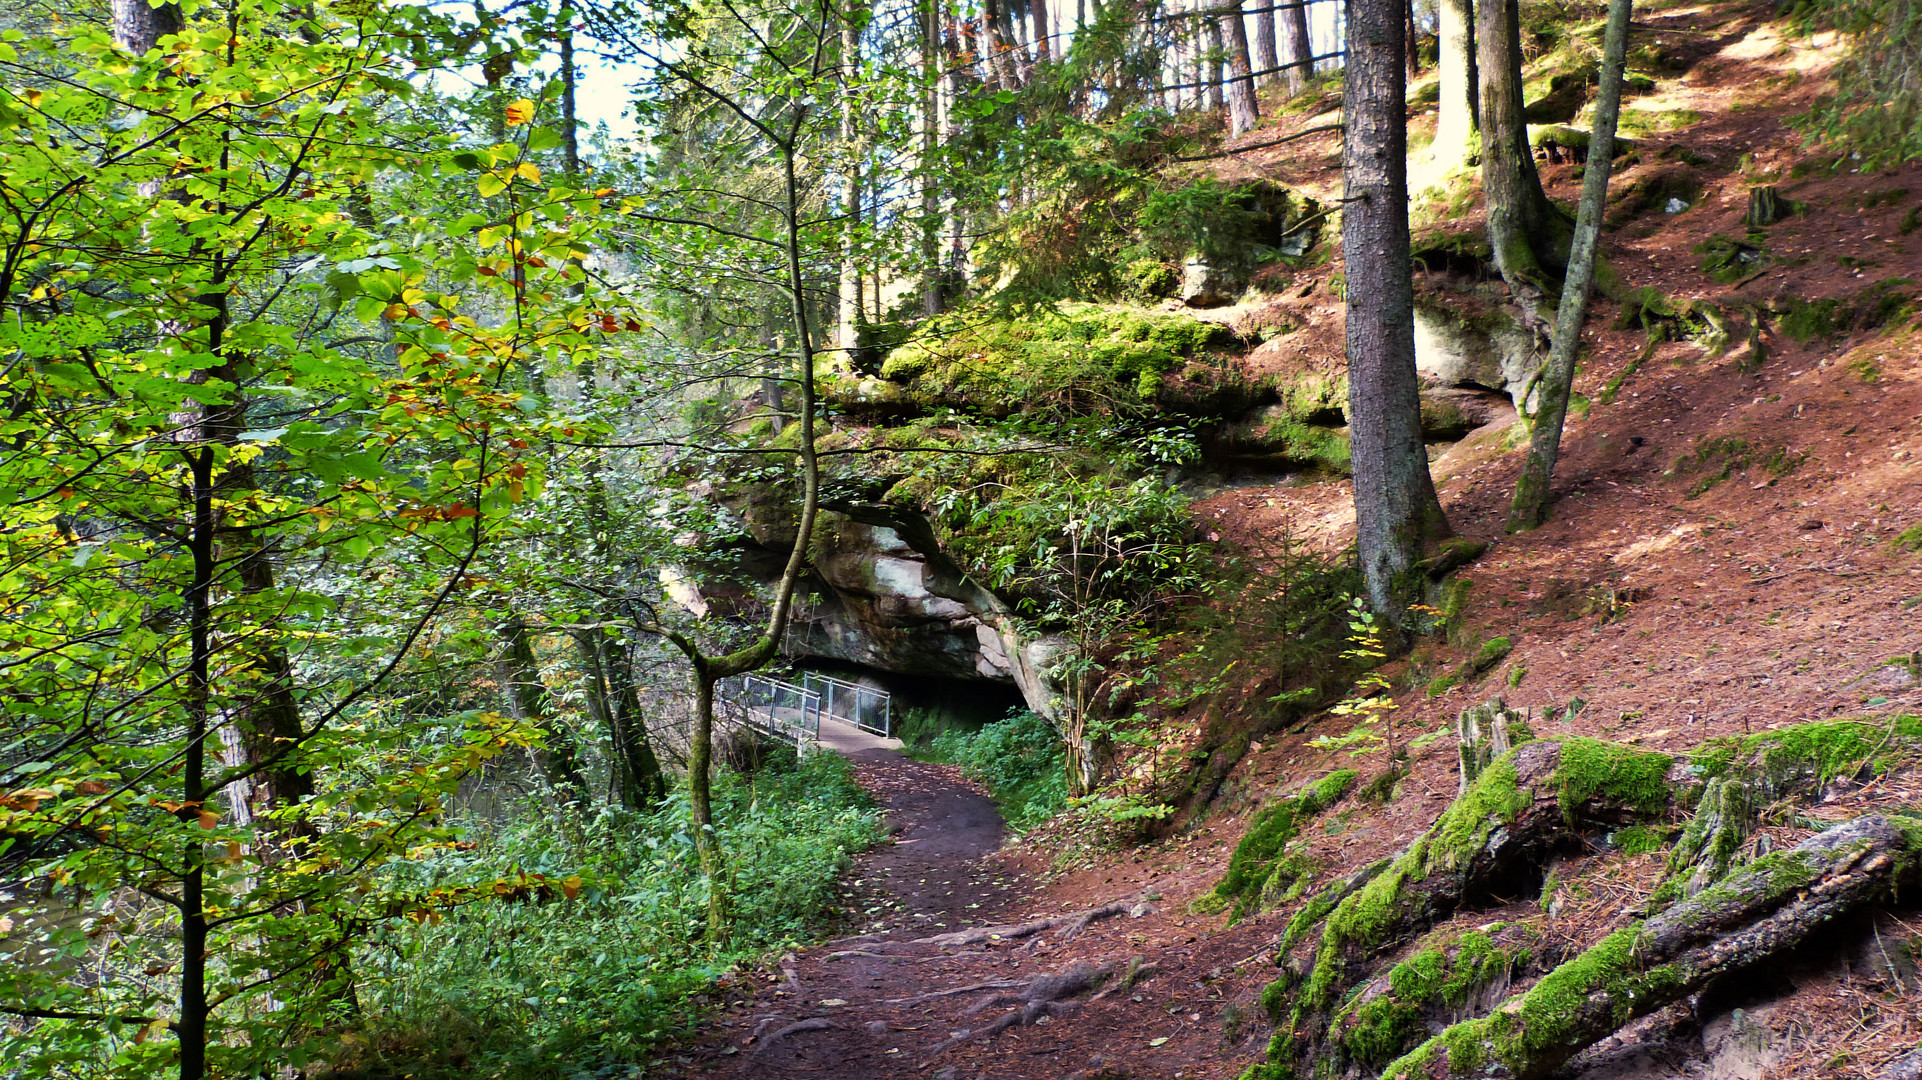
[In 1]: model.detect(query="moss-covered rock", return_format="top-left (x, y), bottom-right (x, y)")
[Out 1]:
top-left (871, 303), bottom-right (1247, 418)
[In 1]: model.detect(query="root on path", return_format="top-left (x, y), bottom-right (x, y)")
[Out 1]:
top-left (913, 895), bottom-right (1154, 948)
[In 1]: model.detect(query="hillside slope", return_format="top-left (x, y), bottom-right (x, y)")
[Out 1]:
top-left (677, 2), bottom-right (1922, 1078)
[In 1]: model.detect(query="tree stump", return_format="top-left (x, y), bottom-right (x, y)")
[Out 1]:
top-left (1457, 698), bottom-right (1528, 794)
top-left (1746, 185), bottom-right (1787, 227)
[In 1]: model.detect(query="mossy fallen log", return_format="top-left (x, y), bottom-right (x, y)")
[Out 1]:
top-left (1251, 737), bottom-right (1677, 1075)
top-left (1381, 813), bottom-right (1922, 1080)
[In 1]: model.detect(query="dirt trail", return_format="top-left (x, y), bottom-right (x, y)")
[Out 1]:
top-left (681, 749), bottom-right (1214, 1080)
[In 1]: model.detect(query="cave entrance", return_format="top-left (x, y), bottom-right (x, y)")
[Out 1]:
top-left (787, 660), bottom-right (1027, 750)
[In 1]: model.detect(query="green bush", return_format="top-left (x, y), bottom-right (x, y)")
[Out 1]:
top-left (354, 754), bottom-right (882, 1077)
top-left (926, 709), bottom-right (1070, 830)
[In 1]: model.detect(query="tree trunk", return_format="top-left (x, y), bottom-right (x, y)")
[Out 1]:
top-left (112, 0), bottom-right (181, 52)
top-left (574, 625), bottom-right (666, 808)
top-left (1505, 0), bottom-right (1630, 532)
top-left (1280, 0), bottom-right (1313, 95)
top-left (1203, 0), bottom-right (1227, 111)
top-left (496, 614), bottom-right (585, 795)
top-left (1478, 0), bottom-right (1567, 289)
top-left (1429, 0), bottom-right (1478, 172)
top-left (1343, 0), bottom-right (1451, 619)
top-left (838, 15), bottom-right (865, 366)
top-left (1032, 0), bottom-right (1051, 61)
top-left (1254, 0), bottom-right (1278, 86)
top-left (985, 0), bottom-right (1023, 88)
top-left (922, 0), bottom-right (945, 315)
top-left (1222, 1), bottom-right (1260, 133)
top-left (1406, 0), bottom-right (1421, 80)
top-left (1383, 815), bottom-right (1922, 1080)
top-left (687, 672), bottom-right (730, 940)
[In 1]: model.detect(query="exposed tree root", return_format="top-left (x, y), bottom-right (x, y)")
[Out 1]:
top-left (1381, 814), bottom-right (1922, 1079)
top-left (750, 1016), bottom-right (839, 1055)
top-left (914, 895), bottom-right (1151, 947)
top-left (920, 962), bottom-right (1117, 1060)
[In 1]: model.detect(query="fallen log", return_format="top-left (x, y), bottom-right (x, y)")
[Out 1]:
top-left (1381, 814), bottom-right (1922, 1080)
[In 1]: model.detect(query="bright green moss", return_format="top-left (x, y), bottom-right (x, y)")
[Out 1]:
top-left (1897, 525), bottom-right (1922, 553)
top-left (1690, 716), bottom-right (1922, 791)
top-left (1553, 737), bottom-right (1674, 822)
top-left (877, 303), bottom-right (1235, 411)
top-left (1425, 755), bottom-right (1531, 875)
top-left (1388, 946), bottom-right (1447, 1003)
top-left (1214, 770), bottom-right (1358, 920)
top-left (1614, 825), bottom-right (1669, 856)
top-left (1342, 996), bottom-right (1422, 1066)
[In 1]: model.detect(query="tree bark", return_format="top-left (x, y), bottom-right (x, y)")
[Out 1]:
top-left (1222, 1), bottom-right (1260, 134)
top-left (1032, 0), bottom-right (1051, 62)
top-left (1406, 0), bottom-right (1422, 80)
top-left (985, 0), bottom-right (1024, 88)
top-left (838, 13), bottom-right (866, 366)
top-left (1478, 0), bottom-right (1568, 289)
top-left (1280, 0), bottom-right (1313, 94)
top-left (1203, 0), bottom-right (1227, 111)
top-left (1383, 815), bottom-right (1922, 1080)
top-left (922, 0), bottom-right (946, 315)
top-left (1506, 0), bottom-right (1631, 532)
top-left (496, 614), bottom-right (586, 795)
top-left (1429, 0), bottom-right (1478, 172)
top-left (1343, 0), bottom-right (1451, 618)
top-left (112, 0), bottom-right (182, 52)
top-left (1254, 0), bottom-right (1278, 87)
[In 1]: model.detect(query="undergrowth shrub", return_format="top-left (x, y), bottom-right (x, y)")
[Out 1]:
top-left (1796, 0), bottom-right (1922, 165)
top-left (353, 753), bottom-right (882, 1078)
top-left (923, 709), bottom-right (1070, 830)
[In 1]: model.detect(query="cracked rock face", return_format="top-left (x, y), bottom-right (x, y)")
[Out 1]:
top-left (1414, 300), bottom-right (1546, 413)
top-left (797, 519), bottom-right (1017, 683)
top-left (679, 502), bottom-right (1069, 718)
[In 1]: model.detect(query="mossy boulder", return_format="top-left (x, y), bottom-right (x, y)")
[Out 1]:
top-left (871, 303), bottom-right (1244, 417)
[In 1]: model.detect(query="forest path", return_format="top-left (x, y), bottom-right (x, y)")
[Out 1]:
top-left (679, 748), bottom-right (1193, 1080)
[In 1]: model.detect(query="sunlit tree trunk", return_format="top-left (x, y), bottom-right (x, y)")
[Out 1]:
top-left (1254, 0), bottom-right (1278, 86)
top-left (1429, 0), bottom-right (1478, 172)
top-left (838, 12), bottom-right (865, 363)
top-left (1222, 1), bottom-right (1260, 133)
top-left (1280, 0), bottom-right (1313, 93)
top-left (1344, 0), bottom-right (1452, 617)
top-left (1203, 0), bottom-right (1226, 110)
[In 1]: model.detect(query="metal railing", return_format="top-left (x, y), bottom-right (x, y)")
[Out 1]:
top-left (801, 673), bottom-right (893, 738)
top-left (717, 674), bottom-right (821, 748)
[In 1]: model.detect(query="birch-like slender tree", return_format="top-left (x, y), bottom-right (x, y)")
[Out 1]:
top-left (1507, 0), bottom-right (1634, 530)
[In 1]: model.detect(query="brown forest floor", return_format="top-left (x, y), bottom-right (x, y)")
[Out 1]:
top-left (671, 2), bottom-right (1922, 1077)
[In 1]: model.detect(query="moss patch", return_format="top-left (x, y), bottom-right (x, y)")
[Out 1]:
top-left (1212, 770), bottom-right (1359, 922)
top-left (1553, 737), bottom-right (1674, 821)
top-left (875, 303), bottom-right (1241, 415)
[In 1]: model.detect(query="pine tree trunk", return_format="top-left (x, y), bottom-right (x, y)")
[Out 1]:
top-left (1406, 0), bottom-right (1421, 79)
top-left (1254, 0), bottom-right (1278, 86)
top-left (1478, 0), bottom-right (1566, 287)
top-left (1430, 0), bottom-right (1478, 171)
top-left (1204, 0), bottom-right (1227, 111)
top-left (1505, 0), bottom-right (1630, 532)
top-left (838, 16), bottom-right (864, 364)
top-left (1280, 0), bottom-right (1313, 94)
top-left (1032, 0), bottom-right (1051, 61)
top-left (922, 0), bottom-right (945, 314)
top-left (1222, 1), bottom-right (1261, 133)
top-left (1344, 0), bottom-right (1451, 617)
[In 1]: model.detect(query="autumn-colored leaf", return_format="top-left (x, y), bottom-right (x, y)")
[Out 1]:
top-left (560, 875), bottom-right (582, 901)
top-left (504, 99), bottom-right (535, 126)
